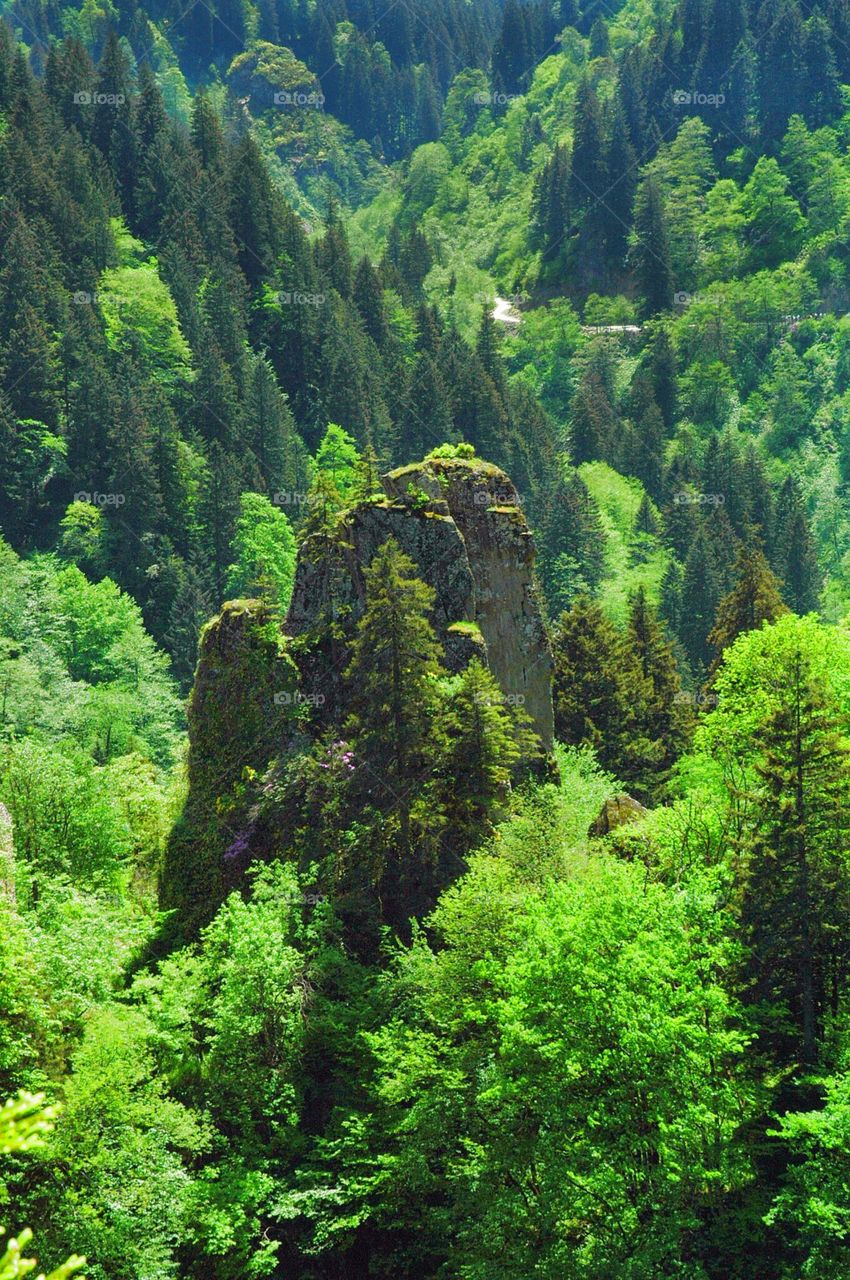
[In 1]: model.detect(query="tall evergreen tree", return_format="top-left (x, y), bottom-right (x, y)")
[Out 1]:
top-left (707, 541), bottom-right (787, 678)
top-left (631, 177), bottom-right (675, 317)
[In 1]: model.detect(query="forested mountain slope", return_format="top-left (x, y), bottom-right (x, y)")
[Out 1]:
top-left (5, 0), bottom-right (850, 1277)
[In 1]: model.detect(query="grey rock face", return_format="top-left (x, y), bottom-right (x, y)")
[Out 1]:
top-left (286, 455), bottom-right (554, 748)
top-left (589, 793), bottom-right (650, 837)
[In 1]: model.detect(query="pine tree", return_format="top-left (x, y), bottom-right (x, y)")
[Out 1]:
top-left (601, 100), bottom-right (636, 265)
top-left (773, 477), bottom-right (821, 613)
top-left (316, 200), bottom-right (353, 299)
top-left (707, 541), bottom-right (787, 677)
top-left (589, 18), bottom-right (612, 58)
top-left (441, 659), bottom-right (537, 855)
top-left (649, 328), bottom-right (678, 429)
top-left (191, 89), bottom-right (227, 171)
top-left (492, 0), bottom-right (530, 97)
top-left (626, 586), bottom-right (693, 795)
top-left (531, 143), bottom-right (571, 265)
top-left (246, 355), bottom-right (308, 497)
top-left (759, 0), bottom-right (805, 143)
top-left (784, 511), bottom-right (822, 615)
top-left (803, 13), bottom-right (842, 129)
top-left (475, 304), bottom-right (507, 400)
top-left (679, 530), bottom-right (721, 677)
top-left (537, 467), bottom-right (606, 613)
top-left (631, 177), bottom-right (674, 317)
top-left (228, 133), bottom-right (285, 288)
top-left (569, 78), bottom-right (607, 212)
top-left (569, 364), bottom-right (618, 465)
top-left (354, 256), bottom-right (388, 347)
top-left (552, 596), bottom-right (638, 771)
top-left (399, 353), bottom-right (454, 460)
top-left (343, 539), bottom-right (448, 931)
top-left (737, 649), bottom-right (850, 1064)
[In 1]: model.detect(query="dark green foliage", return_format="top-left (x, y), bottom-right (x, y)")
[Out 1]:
top-left (707, 541), bottom-right (787, 677)
top-left (553, 589), bottom-right (691, 800)
top-left (10, 4), bottom-right (850, 1276)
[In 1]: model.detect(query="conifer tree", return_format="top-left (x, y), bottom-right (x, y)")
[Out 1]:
top-left (399, 353), bottom-right (453, 460)
top-left (679, 529), bottom-right (721, 676)
top-left (492, 0), bottom-right (530, 97)
top-left (354, 256), bottom-right (389, 348)
top-left (531, 143), bottom-right (571, 264)
top-left (626, 586), bottom-right (693, 793)
top-left (552, 596), bottom-right (637, 771)
top-left (441, 659), bottom-right (537, 855)
top-left (718, 636), bottom-right (850, 1064)
top-left (631, 177), bottom-right (674, 317)
top-left (343, 539), bottom-right (448, 932)
top-left (649, 328), bottom-right (678, 429)
top-left (707, 541), bottom-right (787, 677)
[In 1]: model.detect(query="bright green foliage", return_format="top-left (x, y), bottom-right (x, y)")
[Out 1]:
top-left (440, 658), bottom-right (538, 849)
top-left (0, 547), bottom-right (181, 765)
top-left (57, 502), bottom-right (107, 579)
top-left (314, 424), bottom-right (361, 508)
top-left (707, 541), bottom-right (788, 677)
top-left (693, 616), bottom-right (850, 1062)
top-left (769, 1048), bottom-right (850, 1278)
top-left (45, 1005), bottom-right (204, 1280)
top-left (225, 492), bottom-right (297, 610)
top-left (310, 851), bottom-right (749, 1277)
top-left (99, 240), bottom-right (193, 386)
top-left (0, 1093), bottom-right (85, 1280)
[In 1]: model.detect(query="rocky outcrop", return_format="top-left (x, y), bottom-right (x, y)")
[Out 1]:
top-left (159, 454), bottom-right (556, 940)
top-left (286, 455), bottom-right (554, 748)
top-left (589, 793), bottom-right (649, 838)
top-left (159, 599), bottom-right (302, 941)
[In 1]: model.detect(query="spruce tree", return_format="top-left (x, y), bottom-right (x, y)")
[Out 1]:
top-left (679, 529), bottom-right (721, 677)
top-left (738, 650), bottom-right (850, 1064)
top-left (707, 541), bottom-right (787, 677)
top-left (626, 586), bottom-right (693, 794)
top-left (343, 539), bottom-right (448, 931)
top-left (631, 177), bottom-right (674, 317)
top-left (552, 596), bottom-right (638, 771)
top-left (441, 659), bottom-right (536, 856)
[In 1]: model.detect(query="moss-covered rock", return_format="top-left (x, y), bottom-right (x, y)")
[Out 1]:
top-left (287, 454), bottom-right (554, 747)
top-left (227, 41), bottom-right (320, 111)
top-left (383, 457), bottom-right (554, 748)
top-left (158, 600), bottom-right (301, 939)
